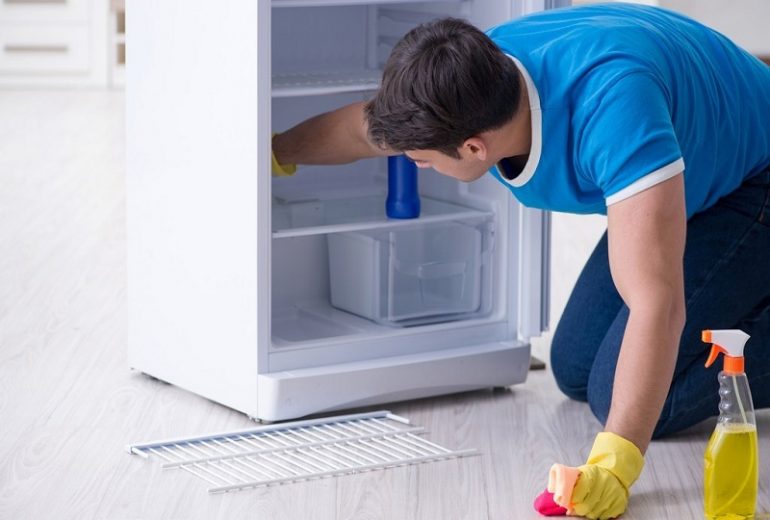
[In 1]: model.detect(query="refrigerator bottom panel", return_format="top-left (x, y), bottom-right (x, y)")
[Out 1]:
top-left (256, 340), bottom-right (530, 422)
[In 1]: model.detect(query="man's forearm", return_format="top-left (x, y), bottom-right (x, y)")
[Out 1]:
top-left (273, 102), bottom-right (391, 166)
top-left (605, 297), bottom-right (685, 454)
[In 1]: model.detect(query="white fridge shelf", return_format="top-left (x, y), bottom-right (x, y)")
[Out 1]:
top-left (272, 69), bottom-right (381, 98)
top-left (272, 195), bottom-right (492, 238)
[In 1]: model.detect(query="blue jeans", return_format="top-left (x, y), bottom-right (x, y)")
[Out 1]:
top-left (551, 168), bottom-right (770, 438)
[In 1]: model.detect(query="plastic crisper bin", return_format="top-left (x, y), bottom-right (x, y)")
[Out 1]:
top-left (328, 220), bottom-right (493, 326)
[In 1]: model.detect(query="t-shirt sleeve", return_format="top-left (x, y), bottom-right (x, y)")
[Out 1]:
top-left (576, 72), bottom-right (685, 206)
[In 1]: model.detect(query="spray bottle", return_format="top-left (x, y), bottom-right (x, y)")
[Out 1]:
top-left (702, 329), bottom-right (758, 520)
top-left (386, 155), bottom-right (420, 219)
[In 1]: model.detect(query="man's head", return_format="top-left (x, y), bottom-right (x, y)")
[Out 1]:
top-left (365, 17), bottom-right (523, 181)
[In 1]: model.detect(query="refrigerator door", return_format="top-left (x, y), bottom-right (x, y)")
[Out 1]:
top-left (127, 0), bottom-right (270, 416)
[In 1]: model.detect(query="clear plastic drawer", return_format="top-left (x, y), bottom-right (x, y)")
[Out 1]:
top-left (328, 219), bottom-right (493, 326)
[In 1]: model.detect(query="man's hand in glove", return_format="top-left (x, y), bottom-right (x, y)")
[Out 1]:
top-left (534, 432), bottom-right (644, 519)
top-left (272, 133), bottom-right (297, 176)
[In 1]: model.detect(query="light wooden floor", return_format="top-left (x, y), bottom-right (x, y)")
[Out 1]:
top-left (1, 90), bottom-right (768, 520)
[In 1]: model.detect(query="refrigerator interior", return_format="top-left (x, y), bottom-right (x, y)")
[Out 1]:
top-left (269, 1), bottom-right (525, 369)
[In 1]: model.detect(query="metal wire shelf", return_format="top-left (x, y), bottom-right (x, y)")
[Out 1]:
top-left (127, 410), bottom-right (478, 494)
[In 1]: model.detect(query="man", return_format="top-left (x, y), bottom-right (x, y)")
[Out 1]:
top-left (272, 4), bottom-right (770, 518)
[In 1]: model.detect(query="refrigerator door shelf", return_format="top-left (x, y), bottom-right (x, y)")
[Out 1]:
top-left (256, 340), bottom-right (529, 421)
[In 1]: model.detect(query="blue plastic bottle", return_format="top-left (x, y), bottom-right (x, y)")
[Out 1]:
top-left (386, 155), bottom-right (420, 219)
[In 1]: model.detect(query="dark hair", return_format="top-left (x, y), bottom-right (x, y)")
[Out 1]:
top-left (365, 17), bottom-right (521, 159)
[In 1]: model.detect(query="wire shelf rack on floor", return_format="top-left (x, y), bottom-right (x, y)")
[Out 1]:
top-left (127, 410), bottom-right (478, 494)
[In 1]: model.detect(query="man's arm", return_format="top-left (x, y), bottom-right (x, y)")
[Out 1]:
top-left (605, 172), bottom-right (687, 454)
top-left (273, 101), bottom-right (392, 166)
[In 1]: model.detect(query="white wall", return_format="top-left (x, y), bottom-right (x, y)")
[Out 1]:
top-left (573, 0), bottom-right (770, 56)
top-left (659, 0), bottom-right (770, 56)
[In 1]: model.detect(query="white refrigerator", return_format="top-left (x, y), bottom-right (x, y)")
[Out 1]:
top-left (127, 0), bottom-right (556, 422)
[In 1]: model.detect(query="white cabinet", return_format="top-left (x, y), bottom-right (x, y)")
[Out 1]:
top-left (127, 0), bottom-right (552, 422)
top-left (0, 0), bottom-right (89, 22)
top-left (0, 0), bottom-right (109, 87)
top-left (0, 26), bottom-right (90, 73)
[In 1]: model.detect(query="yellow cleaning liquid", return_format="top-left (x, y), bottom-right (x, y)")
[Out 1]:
top-left (704, 423), bottom-right (758, 519)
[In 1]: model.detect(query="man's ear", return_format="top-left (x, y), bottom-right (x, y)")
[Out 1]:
top-left (462, 136), bottom-right (488, 161)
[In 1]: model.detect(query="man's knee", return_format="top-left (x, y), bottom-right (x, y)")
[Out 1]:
top-left (551, 332), bottom-right (589, 402)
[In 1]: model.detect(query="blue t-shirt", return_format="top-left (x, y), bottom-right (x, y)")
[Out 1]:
top-left (485, 3), bottom-right (770, 217)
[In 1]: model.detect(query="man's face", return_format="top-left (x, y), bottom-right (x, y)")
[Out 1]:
top-left (403, 149), bottom-right (490, 183)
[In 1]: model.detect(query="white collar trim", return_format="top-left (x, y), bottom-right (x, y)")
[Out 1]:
top-left (494, 55), bottom-right (542, 188)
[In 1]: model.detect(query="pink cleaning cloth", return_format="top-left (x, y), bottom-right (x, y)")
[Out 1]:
top-left (547, 463), bottom-right (581, 512)
top-left (534, 489), bottom-right (568, 516)
top-left (534, 463), bottom-right (582, 516)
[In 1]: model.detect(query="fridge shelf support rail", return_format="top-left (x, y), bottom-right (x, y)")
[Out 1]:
top-left (127, 410), bottom-right (478, 493)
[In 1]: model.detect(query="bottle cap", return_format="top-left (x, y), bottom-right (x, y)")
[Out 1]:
top-left (703, 329), bottom-right (750, 374)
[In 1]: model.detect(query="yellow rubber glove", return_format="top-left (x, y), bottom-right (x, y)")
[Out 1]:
top-left (271, 132), bottom-right (297, 176)
top-left (549, 432), bottom-right (645, 519)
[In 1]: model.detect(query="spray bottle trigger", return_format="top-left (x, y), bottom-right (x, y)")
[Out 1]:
top-left (705, 345), bottom-right (727, 369)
